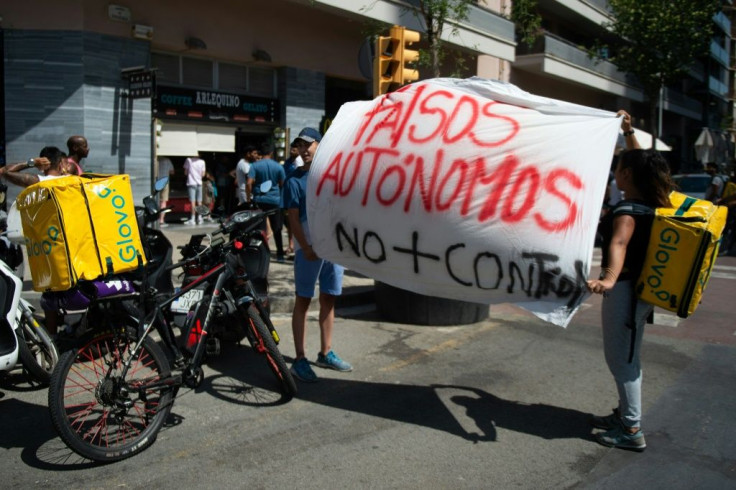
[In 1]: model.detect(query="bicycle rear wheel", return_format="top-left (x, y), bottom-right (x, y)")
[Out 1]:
top-left (245, 305), bottom-right (297, 399)
top-left (48, 327), bottom-right (174, 462)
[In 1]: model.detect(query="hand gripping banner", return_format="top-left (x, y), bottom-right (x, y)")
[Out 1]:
top-left (307, 78), bottom-right (620, 327)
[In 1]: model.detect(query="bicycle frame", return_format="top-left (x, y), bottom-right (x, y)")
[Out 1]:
top-left (121, 242), bottom-right (276, 395)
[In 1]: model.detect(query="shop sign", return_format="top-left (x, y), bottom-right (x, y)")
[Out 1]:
top-left (155, 85), bottom-right (278, 124)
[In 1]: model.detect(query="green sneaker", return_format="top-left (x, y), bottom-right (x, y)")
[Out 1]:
top-left (315, 350), bottom-right (353, 372)
top-left (595, 425), bottom-right (646, 452)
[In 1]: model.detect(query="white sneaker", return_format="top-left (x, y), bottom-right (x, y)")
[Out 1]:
top-left (183, 219), bottom-right (196, 225)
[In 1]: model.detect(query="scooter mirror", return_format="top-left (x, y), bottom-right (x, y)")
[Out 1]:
top-left (259, 181), bottom-right (272, 194)
top-left (195, 205), bottom-right (211, 217)
top-left (154, 177), bottom-right (169, 192)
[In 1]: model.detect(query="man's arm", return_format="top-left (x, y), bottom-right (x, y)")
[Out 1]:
top-left (0, 161), bottom-right (42, 187)
top-left (246, 177), bottom-right (254, 202)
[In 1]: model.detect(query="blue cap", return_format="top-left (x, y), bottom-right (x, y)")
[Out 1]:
top-left (295, 127), bottom-right (322, 144)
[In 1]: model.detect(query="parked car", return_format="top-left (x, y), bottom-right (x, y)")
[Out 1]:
top-left (671, 173), bottom-right (711, 200)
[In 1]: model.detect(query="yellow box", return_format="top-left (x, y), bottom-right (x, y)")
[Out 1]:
top-left (635, 192), bottom-right (727, 318)
top-left (16, 174), bottom-right (146, 292)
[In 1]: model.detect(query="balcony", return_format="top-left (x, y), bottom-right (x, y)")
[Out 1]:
top-left (314, 0), bottom-right (516, 61)
top-left (542, 0), bottom-right (612, 25)
top-left (711, 40), bottom-right (729, 68)
top-left (714, 11), bottom-right (731, 35)
top-left (662, 87), bottom-right (703, 120)
top-left (514, 32), bottom-right (642, 99)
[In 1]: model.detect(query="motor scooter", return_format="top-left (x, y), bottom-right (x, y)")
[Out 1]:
top-left (0, 255), bottom-right (58, 383)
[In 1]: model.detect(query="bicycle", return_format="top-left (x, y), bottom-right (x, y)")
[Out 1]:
top-left (48, 208), bottom-right (296, 462)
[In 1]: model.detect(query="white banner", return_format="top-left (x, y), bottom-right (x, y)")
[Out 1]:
top-left (308, 78), bottom-right (620, 327)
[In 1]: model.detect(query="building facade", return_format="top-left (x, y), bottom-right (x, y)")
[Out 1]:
top-left (1, 0), bottom-right (731, 203)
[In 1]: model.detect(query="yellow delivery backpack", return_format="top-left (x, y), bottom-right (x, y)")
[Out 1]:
top-left (16, 174), bottom-right (146, 292)
top-left (633, 191), bottom-right (727, 318)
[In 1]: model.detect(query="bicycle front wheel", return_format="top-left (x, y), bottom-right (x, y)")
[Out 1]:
top-left (48, 327), bottom-right (174, 462)
top-left (245, 305), bottom-right (297, 399)
top-left (17, 314), bottom-right (59, 384)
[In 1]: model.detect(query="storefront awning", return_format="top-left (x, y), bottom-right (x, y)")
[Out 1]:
top-left (157, 122), bottom-right (235, 156)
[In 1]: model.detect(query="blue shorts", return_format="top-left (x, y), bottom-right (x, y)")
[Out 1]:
top-left (187, 185), bottom-right (202, 202)
top-left (294, 249), bottom-right (344, 298)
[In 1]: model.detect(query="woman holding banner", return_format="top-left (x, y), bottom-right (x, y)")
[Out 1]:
top-left (586, 110), bottom-right (673, 452)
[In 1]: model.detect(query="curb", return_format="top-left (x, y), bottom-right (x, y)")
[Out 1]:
top-left (269, 284), bottom-right (375, 314)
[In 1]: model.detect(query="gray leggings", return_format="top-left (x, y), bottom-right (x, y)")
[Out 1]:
top-left (601, 280), bottom-right (652, 428)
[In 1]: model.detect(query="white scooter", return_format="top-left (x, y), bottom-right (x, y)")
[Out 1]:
top-left (0, 255), bottom-right (59, 383)
top-left (0, 204), bottom-right (59, 383)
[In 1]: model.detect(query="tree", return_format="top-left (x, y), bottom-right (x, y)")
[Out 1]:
top-left (510, 0), bottom-right (542, 48)
top-left (412, 0), bottom-right (473, 78)
top-left (602, 0), bottom-right (721, 145)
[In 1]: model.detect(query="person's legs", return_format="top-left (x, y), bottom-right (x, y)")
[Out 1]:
top-left (262, 203), bottom-right (284, 259)
top-left (159, 184), bottom-right (170, 225)
top-left (290, 250), bottom-right (321, 382)
top-left (291, 250), bottom-right (321, 358)
top-left (313, 261), bottom-right (351, 371)
top-left (601, 280), bottom-right (649, 429)
top-left (186, 185), bottom-right (196, 223)
top-left (292, 295), bottom-right (311, 359)
top-left (318, 293), bottom-right (336, 355)
top-left (195, 185), bottom-right (203, 222)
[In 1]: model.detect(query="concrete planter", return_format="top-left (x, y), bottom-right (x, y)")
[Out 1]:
top-left (375, 281), bottom-right (489, 326)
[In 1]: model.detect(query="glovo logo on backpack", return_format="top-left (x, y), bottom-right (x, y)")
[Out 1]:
top-left (636, 191), bottom-right (727, 318)
top-left (83, 174), bottom-right (146, 274)
top-left (90, 181), bottom-right (139, 264)
top-left (642, 225), bottom-right (681, 306)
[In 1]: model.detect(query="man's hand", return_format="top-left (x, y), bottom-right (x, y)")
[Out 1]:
top-left (617, 109), bottom-right (632, 132)
top-left (302, 245), bottom-right (319, 261)
top-left (33, 157), bottom-right (51, 171)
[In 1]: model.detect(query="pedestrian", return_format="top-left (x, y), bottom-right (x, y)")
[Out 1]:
top-left (0, 146), bottom-right (66, 187)
top-left (586, 110), bottom-right (673, 452)
top-left (183, 154), bottom-right (206, 225)
top-left (704, 162), bottom-right (725, 204)
top-left (282, 139), bottom-right (304, 255)
top-left (0, 146), bottom-right (66, 335)
top-left (157, 156), bottom-right (175, 226)
top-left (233, 146), bottom-right (259, 208)
top-left (65, 135), bottom-right (89, 175)
top-left (247, 142), bottom-right (286, 261)
top-left (283, 127), bottom-right (353, 382)
top-left (214, 154), bottom-right (235, 215)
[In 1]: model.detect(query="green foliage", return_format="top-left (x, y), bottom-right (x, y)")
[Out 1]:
top-left (415, 0), bottom-right (474, 77)
top-left (510, 0), bottom-right (542, 48)
top-left (605, 0), bottom-right (720, 100)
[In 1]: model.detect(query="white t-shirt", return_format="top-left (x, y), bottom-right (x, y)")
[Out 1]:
top-left (235, 159), bottom-right (251, 189)
top-left (184, 157), bottom-right (206, 186)
top-left (38, 174), bottom-right (64, 182)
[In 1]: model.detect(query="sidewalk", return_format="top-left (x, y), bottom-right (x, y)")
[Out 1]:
top-left (160, 221), bottom-right (375, 314)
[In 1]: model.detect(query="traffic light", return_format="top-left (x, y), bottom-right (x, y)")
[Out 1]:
top-left (390, 25), bottom-right (420, 86)
top-left (373, 34), bottom-right (394, 97)
top-left (373, 25), bottom-right (421, 98)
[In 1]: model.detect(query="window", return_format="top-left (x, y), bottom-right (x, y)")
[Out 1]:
top-left (182, 57), bottom-right (213, 88)
top-left (219, 63), bottom-right (248, 92)
top-left (152, 53), bottom-right (276, 97)
top-left (152, 53), bottom-right (179, 85)
top-left (249, 67), bottom-right (276, 97)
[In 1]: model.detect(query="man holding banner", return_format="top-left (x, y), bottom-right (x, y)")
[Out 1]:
top-left (284, 127), bottom-right (353, 382)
